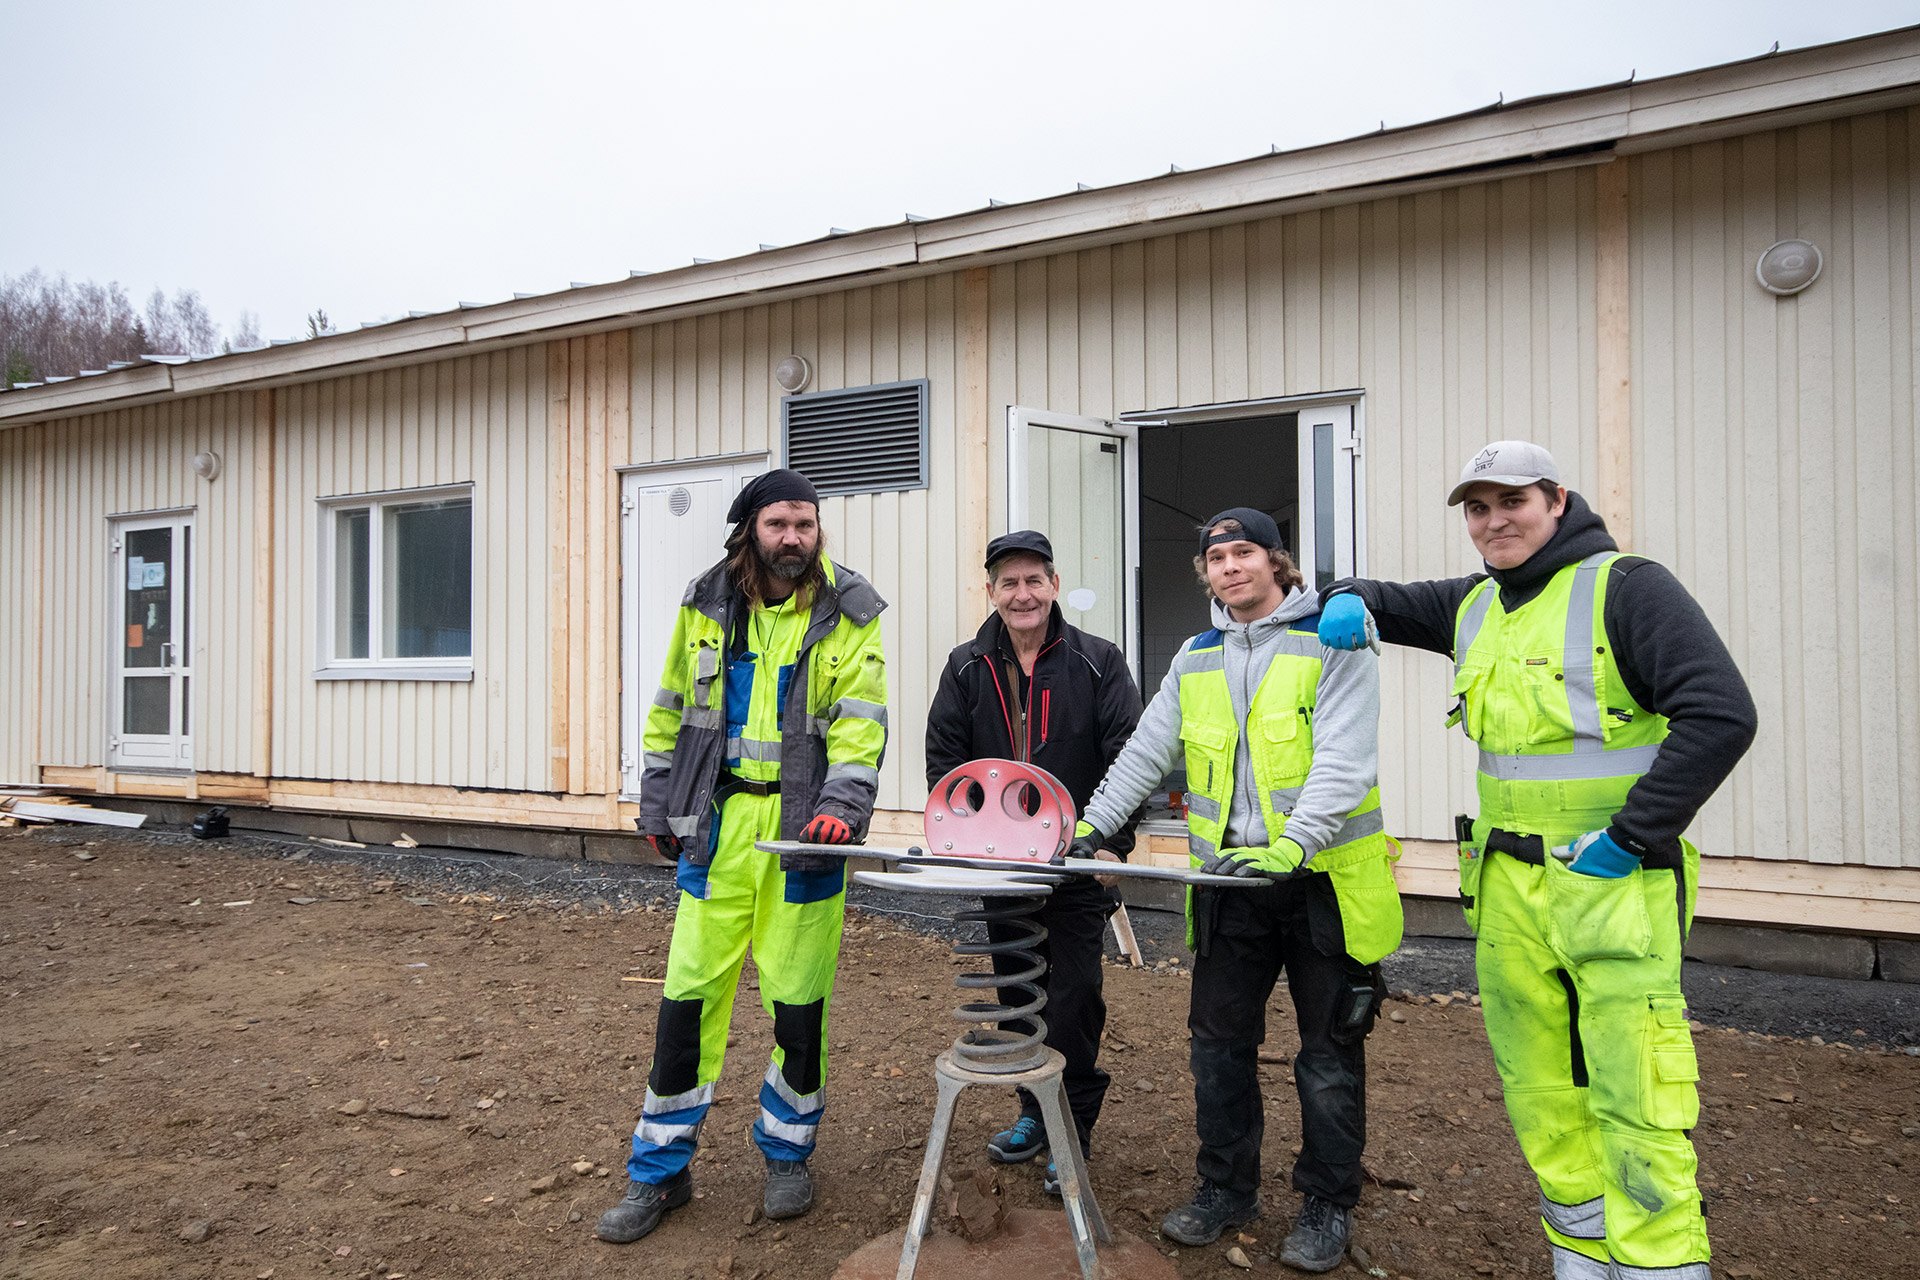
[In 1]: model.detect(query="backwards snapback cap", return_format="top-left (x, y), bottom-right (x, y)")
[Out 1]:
top-left (1197, 507), bottom-right (1282, 556)
top-left (1447, 441), bottom-right (1560, 506)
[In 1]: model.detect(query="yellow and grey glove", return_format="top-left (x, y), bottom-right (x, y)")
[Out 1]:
top-left (1200, 838), bottom-right (1306, 879)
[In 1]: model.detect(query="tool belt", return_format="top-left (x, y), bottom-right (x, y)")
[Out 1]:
top-left (716, 771), bottom-right (780, 800)
top-left (1481, 824), bottom-right (1682, 871)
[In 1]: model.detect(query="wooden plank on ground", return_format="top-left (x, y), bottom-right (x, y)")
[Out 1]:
top-left (10, 801), bottom-right (146, 828)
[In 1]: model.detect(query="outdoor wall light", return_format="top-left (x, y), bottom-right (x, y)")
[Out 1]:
top-left (774, 354), bottom-right (812, 393)
top-left (1756, 238), bottom-right (1823, 296)
top-left (191, 450), bottom-right (221, 481)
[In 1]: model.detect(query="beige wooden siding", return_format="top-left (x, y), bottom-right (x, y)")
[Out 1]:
top-left (1630, 107), bottom-right (1920, 869)
top-left (627, 276), bottom-right (969, 813)
top-left (0, 425), bottom-right (43, 783)
top-left (980, 169), bottom-right (1603, 844)
top-left (33, 394), bottom-right (263, 774)
top-left (273, 350), bottom-right (550, 790)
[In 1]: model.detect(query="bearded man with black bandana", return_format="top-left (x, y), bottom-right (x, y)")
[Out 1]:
top-left (596, 468), bottom-right (889, 1244)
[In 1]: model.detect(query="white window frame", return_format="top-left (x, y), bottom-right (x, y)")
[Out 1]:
top-left (314, 482), bottom-right (475, 682)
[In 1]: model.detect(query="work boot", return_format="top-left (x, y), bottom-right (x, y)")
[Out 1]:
top-left (594, 1169), bottom-right (693, 1243)
top-left (1043, 1138), bottom-right (1093, 1196)
top-left (986, 1115), bottom-right (1047, 1164)
top-left (1278, 1195), bottom-right (1351, 1273)
top-left (763, 1158), bottom-right (814, 1220)
top-left (1160, 1179), bottom-right (1260, 1245)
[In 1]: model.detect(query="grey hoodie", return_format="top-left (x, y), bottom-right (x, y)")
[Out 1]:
top-left (1081, 586), bottom-right (1380, 863)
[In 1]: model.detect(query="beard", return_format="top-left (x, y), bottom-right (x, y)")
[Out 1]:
top-left (756, 537), bottom-right (814, 582)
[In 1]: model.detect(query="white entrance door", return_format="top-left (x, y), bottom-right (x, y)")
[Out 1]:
top-left (618, 456), bottom-right (768, 799)
top-left (1006, 407), bottom-right (1141, 672)
top-left (110, 511), bottom-right (194, 770)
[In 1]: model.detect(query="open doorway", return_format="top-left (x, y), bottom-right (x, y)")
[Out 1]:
top-left (1137, 413), bottom-right (1300, 704)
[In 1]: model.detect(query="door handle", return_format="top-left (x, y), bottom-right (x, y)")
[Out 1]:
top-left (161, 642), bottom-right (175, 668)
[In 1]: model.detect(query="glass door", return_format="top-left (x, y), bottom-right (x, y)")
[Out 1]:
top-left (1005, 407), bottom-right (1141, 673)
top-left (111, 512), bottom-right (193, 770)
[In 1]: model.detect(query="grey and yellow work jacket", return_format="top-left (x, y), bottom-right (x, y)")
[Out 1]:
top-left (1082, 588), bottom-right (1403, 965)
top-left (636, 557), bottom-right (888, 866)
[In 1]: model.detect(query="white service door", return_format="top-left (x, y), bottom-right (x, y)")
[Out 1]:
top-left (111, 513), bottom-right (194, 769)
top-left (1006, 407), bottom-right (1141, 672)
top-left (1295, 403), bottom-right (1363, 591)
top-left (619, 461), bottom-right (763, 799)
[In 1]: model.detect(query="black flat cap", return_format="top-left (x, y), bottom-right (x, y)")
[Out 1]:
top-left (984, 529), bottom-right (1054, 570)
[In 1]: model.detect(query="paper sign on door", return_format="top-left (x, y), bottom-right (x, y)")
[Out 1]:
top-left (127, 557), bottom-right (145, 590)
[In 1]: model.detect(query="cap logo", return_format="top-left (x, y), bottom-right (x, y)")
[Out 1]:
top-left (1470, 446), bottom-right (1501, 474)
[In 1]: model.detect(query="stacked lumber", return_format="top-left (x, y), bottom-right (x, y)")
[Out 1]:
top-left (0, 795), bottom-right (146, 829)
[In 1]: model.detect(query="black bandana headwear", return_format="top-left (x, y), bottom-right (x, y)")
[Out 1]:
top-left (1198, 506), bottom-right (1282, 556)
top-left (727, 468), bottom-right (820, 525)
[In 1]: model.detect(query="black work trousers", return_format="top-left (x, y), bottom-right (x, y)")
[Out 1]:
top-left (985, 876), bottom-right (1116, 1146)
top-left (1188, 874), bottom-right (1385, 1206)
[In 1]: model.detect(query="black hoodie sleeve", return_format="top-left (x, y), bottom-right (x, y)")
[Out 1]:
top-left (924, 650), bottom-right (974, 790)
top-left (1091, 643), bottom-right (1147, 857)
top-left (1602, 559), bottom-right (1758, 853)
top-left (1325, 575), bottom-right (1488, 657)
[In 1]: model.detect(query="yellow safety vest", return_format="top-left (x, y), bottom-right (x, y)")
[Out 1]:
top-left (1177, 619), bottom-right (1403, 965)
top-left (1450, 552), bottom-right (1668, 843)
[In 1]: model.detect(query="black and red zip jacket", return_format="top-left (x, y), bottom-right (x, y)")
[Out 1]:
top-left (925, 604), bottom-right (1146, 857)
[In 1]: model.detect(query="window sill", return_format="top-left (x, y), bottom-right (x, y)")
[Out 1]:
top-left (313, 665), bottom-right (473, 682)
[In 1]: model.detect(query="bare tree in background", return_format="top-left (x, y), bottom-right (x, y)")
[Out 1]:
top-left (1, 270), bottom-right (263, 384)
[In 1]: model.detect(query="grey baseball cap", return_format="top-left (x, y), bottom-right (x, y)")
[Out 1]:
top-left (1447, 440), bottom-right (1561, 506)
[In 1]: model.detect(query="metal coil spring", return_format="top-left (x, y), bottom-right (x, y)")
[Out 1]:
top-left (950, 892), bottom-right (1052, 1073)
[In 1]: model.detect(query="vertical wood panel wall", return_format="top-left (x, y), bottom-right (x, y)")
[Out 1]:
top-left (273, 350), bottom-right (550, 791)
top-left (626, 276), bottom-right (969, 814)
top-left (979, 169), bottom-right (1600, 843)
top-left (31, 395), bottom-right (262, 773)
top-left (0, 425), bottom-right (43, 783)
top-left (1631, 108), bottom-right (1919, 870)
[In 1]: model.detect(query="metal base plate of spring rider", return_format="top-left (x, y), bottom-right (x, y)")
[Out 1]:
top-left (759, 759), bottom-right (1255, 1280)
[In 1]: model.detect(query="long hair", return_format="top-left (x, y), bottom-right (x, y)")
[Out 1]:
top-left (724, 517), bottom-right (831, 609)
top-left (1191, 517), bottom-right (1305, 599)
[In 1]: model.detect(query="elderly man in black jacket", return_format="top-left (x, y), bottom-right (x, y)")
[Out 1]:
top-left (926, 530), bottom-right (1144, 1192)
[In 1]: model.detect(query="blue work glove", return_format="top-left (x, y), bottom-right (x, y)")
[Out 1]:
top-left (1562, 830), bottom-right (1639, 879)
top-left (1199, 839), bottom-right (1305, 878)
top-left (1318, 593), bottom-right (1379, 653)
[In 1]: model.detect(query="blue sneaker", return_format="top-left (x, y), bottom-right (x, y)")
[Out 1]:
top-left (1043, 1141), bottom-right (1092, 1196)
top-left (986, 1116), bottom-right (1047, 1164)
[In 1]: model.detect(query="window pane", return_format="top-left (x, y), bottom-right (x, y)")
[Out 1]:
top-left (1313, 421), bottom-right (1335, 592)
top-left (123, 675), bottom-right (170, 736)
top-left (124, 527), bottom-right (172, 669)
top-left (335, 508), bottom-right (370, 659)
top-left (383, 499), bottom-right (471, 658)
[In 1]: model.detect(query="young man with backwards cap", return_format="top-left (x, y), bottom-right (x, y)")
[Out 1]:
top-left (597, 468), bottom-right (889, 1244)
top-left (924, 529), bottom-right (1145, 1193)
top-left (1317, 442), bottom-right (1756, 1280)
top-left (1070, 508), bottom-right (1403, 1272)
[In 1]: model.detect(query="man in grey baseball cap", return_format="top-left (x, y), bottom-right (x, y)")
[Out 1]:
top-left (1313, 441), bottom-right (1755, 1280)
top-left (1445, 439), bottom-right (1560, 506)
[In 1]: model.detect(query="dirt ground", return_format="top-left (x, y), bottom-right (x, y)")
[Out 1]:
top-left (2, 823), bottom-right (1916, 1280)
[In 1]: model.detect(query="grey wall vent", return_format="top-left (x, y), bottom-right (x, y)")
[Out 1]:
top-left (781, 378), bottom-right (929, 498)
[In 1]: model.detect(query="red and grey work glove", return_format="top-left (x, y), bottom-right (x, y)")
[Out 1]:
top-left (643, 832), bottom-right (682, 862)
top-left (783, 813), bottom-right (853, 873)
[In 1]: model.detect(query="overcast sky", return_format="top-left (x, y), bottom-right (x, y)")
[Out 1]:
top-left (4, 0), bottom-right (1914, 344)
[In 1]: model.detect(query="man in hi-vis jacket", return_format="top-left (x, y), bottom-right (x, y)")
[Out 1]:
top-left (1318, 442), bottom-right (1756, 1280)
top-left (1072, 508), bottom-right (1402, 1273)
top-left (597, 469), bottom-right (888, 1244)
